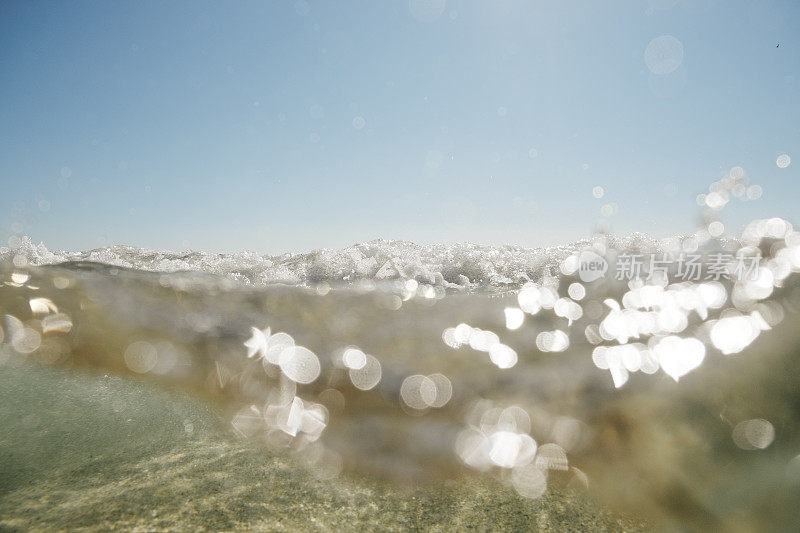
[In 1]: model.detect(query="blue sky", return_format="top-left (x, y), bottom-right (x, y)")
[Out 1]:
top-left (0, 0), bottom-right (797, 253)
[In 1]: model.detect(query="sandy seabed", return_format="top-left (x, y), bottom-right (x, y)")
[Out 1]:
top-left (0, 359), bottom-right (641, 532)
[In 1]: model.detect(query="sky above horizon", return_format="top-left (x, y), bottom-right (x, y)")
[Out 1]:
top-left (1, 0), bottom-right (798, 254)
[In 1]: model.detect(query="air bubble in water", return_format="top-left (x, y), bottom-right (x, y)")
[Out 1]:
top-left (504, 307), bottom-right (525, 330)
top-left (124, 341), bottom-right (158, 373)
top-left (732, 419), bottom-right (774, 450)
top-left (279, 346), bottom-right (321, 384)
top-left (511, 463), bottom-right (547, 499)
top-left (427, 373), bottom-right (453, 408)
top-left (568, 283), bottom-right (586, 301)
top-left (342, 347), bottom-right (367, 370)
top-left (348, 353), bottom-right (382, 390)
top-left (400, 374), bottom-right (437, 410)
top-left (489, 343), bottom-right (518, 368)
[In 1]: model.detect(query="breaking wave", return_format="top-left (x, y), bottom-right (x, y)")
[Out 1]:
top-left (3, 233), bottom-right (675, 291)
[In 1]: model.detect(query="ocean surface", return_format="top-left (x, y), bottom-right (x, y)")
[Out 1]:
top-left (2, 211), bottom-right (800, 529)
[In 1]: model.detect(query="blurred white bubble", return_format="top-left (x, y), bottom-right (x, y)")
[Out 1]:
top-left (708, 221), bottom-right (724, 237)
top-left (535, 443), bottom-right (569, 471)
top-left (592, 186), bottom-right (604, 199)
top-left (653, 335), bottom-right (705, 381)
top-left (278, 346), bottom-right (321, 384)
top-left (41, 313), bottom-right (73, 334)
top-left (29, 297), bottom-right (58, 315)
top-left (568, 283), bottom-right (586, 301)
top-left (710, 315), bottom-right (762, 354)
top-left (352, 116), bottom-right (366, 129)
top-left (400, 374), bottom-right (437, 410)
top-left (11, 272), bottom-right (30, 284)
top-left (231, 405), bottom-right (263, 438)
top-left (12, 326), bottom-right (41, 354)
top-left (489, 430), bottom-right (525, 468)
top-left (124, 341), bottom-right (158, 373)
top-left (318, 388), bottom-right (345, 415)
top-left (518, 285), bottom-right (543, 315)
top-left (554, 298), bottom-right (583, 323)
top-left (776, 154), bottom-right (791, 168)
top-left (498, 406), bottom-right (532, 434)
top-left (265, 332), bottom-right (295, 365)
top-left (442, 327), bottom-right (459, 348)
top-left (511, 463), bottom-right (547, 499)
top-left (469, 329), bottom-right (500, 352)
top-left (705, 191), bottom-right (728, 210)
top-left (644, 35), bottom-right (684, 75)
top-left (560, 255), bottom-right (579, 276)
top-left (746, 185), bottom-right (763, 200)
top-left (600, 203), bottom-right (618, 217)
top-left (427, 373), bottom-right (453, 408)
top-left (488, 343), bottom-right (518, 369)
top-left (504, 307), bottom-right (525, 330)
top-left (585, 324), bottom-right (603, 345)
top-left (267, 377), bottom-right (297, 408)
top-left (342, 347), bottom-right (367, 370)
top-left (455, 428), bottom-right (492, 471)
top-left (315, 282), bottom-right (331, 296)
top-left (453, 323), bottom-right (473, 344)
top-left (348, 353), bottom-right (382, 390)
top-left (732, 419), bottom-right (774, 450)
top-left (536, 330), bottom-right (570, 353)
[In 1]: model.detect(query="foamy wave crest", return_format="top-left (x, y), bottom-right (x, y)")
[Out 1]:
top-left (1, 234), bottom-right (666, 291)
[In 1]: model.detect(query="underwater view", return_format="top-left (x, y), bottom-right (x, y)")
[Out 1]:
top-left (1, 1), bottom-right (799, 531)
top-left (3, 206), bottom-right (800, 531)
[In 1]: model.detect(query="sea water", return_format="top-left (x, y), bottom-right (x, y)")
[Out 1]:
top-left (2, 173), bottom-right (800, 530)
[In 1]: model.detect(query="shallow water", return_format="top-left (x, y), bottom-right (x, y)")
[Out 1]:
top-left (2, 218), bottom-right (800, 530)
top-left (0, 358), bottom-right (640, 531)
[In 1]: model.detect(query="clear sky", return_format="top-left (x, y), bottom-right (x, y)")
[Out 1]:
top-left (0, 0), bottom-right (797, 253)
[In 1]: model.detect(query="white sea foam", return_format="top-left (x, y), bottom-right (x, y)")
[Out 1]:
top-left (2, 234), bottom-right (670, 292)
